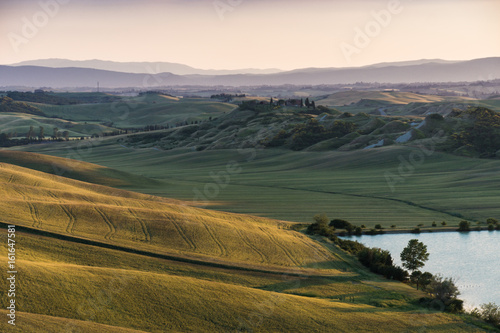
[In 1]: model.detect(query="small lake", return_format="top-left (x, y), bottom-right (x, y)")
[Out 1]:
top-left (342, 231), bottom-right (500, 309)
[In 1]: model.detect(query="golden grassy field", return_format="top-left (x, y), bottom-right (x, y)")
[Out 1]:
top-left (0, 230), bottom-right (487, 332)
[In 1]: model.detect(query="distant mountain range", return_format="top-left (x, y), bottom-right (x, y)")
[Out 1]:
top-left (1, 57), bottom-right (499, 89)
top-left (10, 59), bottom-right (283, 76)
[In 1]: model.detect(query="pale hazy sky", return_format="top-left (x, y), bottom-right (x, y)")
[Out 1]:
top-left (1, 0), bottom-right (499, 70)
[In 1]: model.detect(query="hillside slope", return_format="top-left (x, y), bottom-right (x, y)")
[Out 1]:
top-left (0, 162), bottom-right (338, 271)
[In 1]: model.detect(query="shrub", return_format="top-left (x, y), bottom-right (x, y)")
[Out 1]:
top-left (486, 218), bottom-right (498, 225)
top-left (474, 303), bottom-right (500, 328)
top-left (429, 275), bottom-right (463, 313)
top-left (329, 219), bottom-right (352, 229)
top-left (427, 113), bottom-right (444, 121)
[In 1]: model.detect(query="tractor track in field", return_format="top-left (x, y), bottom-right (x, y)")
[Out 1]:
top-left (163, 213), bottom-right (197, 251)
top-left (200, 220), bottom-right (228, 257)
top-left (6, 175), bottom-right (14, 183)
top-left (94, 207), bottom-right (116, 240)
top-left (259, 227), bottom-right (301, 266)
top-left (13, 187), bottom-right (42, 228)
top-left (232, 226), bottom-right (267, 263)
top-left (128, 208), bottom-right (151, 242)
top-left (0, 221), bottom-right (338, 279)
top-left (47, 191), bottom-right (77, 234)
top-left (82, 197), bottom-right (95, 205)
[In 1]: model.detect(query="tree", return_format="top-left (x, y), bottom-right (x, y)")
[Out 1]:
top-left (306, 214), bottom-right (334, 237)
top-left (62, 131), bottom-right (69, 141)
top-left (400, 239), bottom-right (429, 273)
top-left (26, 125), bottom-right (35, 141)
top-left (53, 127), bottom-right (59, 140)
top-left (475, 303), bottom-right (500, 327)
top-left (458, 220), bottom-right (470, 232)
top-left (305, 98), bottom-right (310, 108)
top-left (38, 126), bottom-right (44, 140)
top-left (419, 271), bottom-right (434, 291)
top-left (0, 133), bottom-right (9, 145)
top-left (311, 101), bottom-right (316, 110)
top-left (313, 213), bottom-right (329, 225)
top-left (429, 275), bottom-right (462, 312)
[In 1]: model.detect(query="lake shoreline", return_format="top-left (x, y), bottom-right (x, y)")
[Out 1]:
top-left (337, 228), bottom-right (498, 236)
top-left (346, 232), bottom-right (500, 308)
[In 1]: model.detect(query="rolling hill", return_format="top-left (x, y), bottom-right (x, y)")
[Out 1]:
top-left (0, 162), bottom-right (339, 270)
top-left (0, 159), bottom-right (491, 332)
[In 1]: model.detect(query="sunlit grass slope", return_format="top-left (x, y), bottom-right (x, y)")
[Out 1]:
top-left (0, 162), bottom-right (338, 270)
top-left (0, 310), bottom-right (148, 333)
top-left (0, 232), bottom-right (486, 332)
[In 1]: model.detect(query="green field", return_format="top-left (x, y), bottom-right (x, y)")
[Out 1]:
top-left (11, 140), bottom-right (500, 228)
top-left (0, 112), bottom-right (116, 138)
top-left (32, 94), bottom-right (236, 128)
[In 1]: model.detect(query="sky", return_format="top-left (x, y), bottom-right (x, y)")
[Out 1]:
top-left (1, 0), bottom-right (499, 70)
